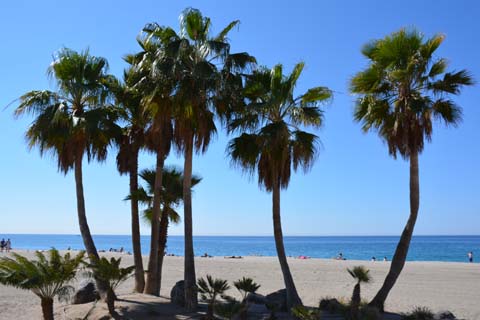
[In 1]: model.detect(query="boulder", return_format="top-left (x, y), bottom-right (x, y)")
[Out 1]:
top-left (246, 292), bottom-right (266, 305)
top-left (170, 280), bottom-right (185, 306)
top-left (319, 298), bottom-right (343, 314)
top-left (434, 311), bottom-right (457, 320)
top-left (265, 289), bottom-right (287, 312)
top-left (72, 281), bottom-right (100, 304)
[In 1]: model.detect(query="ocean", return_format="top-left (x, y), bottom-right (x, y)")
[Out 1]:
top-left (1, 235), bottom-right (478, 262)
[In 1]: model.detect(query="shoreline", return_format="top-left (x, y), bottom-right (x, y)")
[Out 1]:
top-left (2, 249), bottom-right (477, 265)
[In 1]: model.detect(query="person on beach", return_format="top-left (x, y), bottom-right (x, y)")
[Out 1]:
top-left (383, 256), bottom-right (388, 262)
top-left (5, 239), bottom-right (11, 252)
top-left (0, 239), bottom-right (5, 252)
top-left (467, 251), bottom-right (473, 263)
top-left (335, 252), bottom-right (345, 260)
top-left (371, 256), bottom-right (376, 262)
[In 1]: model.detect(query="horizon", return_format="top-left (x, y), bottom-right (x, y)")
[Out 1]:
top-left (2, 233), bottom-right (479, 237)
top-left (1, 1), bottom-right (479, 236)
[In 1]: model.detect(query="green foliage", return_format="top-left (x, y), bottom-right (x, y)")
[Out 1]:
top-left (0, 249), bottom-right (84, 301)
top-left (319, 297), bottom-right (349, 314)
top-left (292, 305), bottom-right (321, 320)
top-left (15, 48), bottom-right (119, 174)
top-left (233, 277), bottom-right (260, 301)
top-left (228, 63), bottom-right (331, 191)
top-left (350, 28), bottom-right (474, 159)
top-left (347, 266), bottom-right (372, 284)
top-left (198, 275), bottom-right (230, 319)
top-left (198, 275), bottom-right (230, 302)
top-left (402, 306), bottom-right (435, 320)
top-left (132, 166), bottom-right (201, 225)
top-left (214, 296), bottom-right (243, 319)
top-left (84, 257), bottom-right (134, 291)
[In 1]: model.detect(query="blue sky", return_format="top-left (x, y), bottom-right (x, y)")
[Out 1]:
top-left (0, 0), bottom-right (478, 236)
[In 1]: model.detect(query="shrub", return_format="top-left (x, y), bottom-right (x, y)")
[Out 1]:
top-left (0, 249), bottom-right (84, 320)
top-left (84, 256), bottom-right (134, 317)
top-left (198, 275), bottom-right (230, 320)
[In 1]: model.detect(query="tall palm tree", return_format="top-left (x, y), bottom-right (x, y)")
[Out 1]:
top-left (133, 167), bottom-right (201, 294)
top-left (14, 48), bottom-right (119, 296)
top-left (227, 63), bottom-right (332, 310)
top-left (0, 249), bottom-right (84, 320)
top-left (106, 69), bottom-right (149, 293)
top-left (126, 35), bottom-right (176, 295)
top-left (350, 29), bottom-right (473, 311)
top-left (141, 8), bottom-right (255, 308)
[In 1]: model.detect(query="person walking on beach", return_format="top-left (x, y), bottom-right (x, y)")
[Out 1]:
top-left (468, 251), bottom-right (473, 263)
top-left (0, 239), bottom-right (5, 252)
top-left (5, 239), bottom-right (11, 253)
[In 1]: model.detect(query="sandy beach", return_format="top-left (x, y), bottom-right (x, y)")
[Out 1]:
top-left (0, 251), bottom-right (479, 319)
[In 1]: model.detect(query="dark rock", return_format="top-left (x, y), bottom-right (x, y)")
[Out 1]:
top-left (170, 280), bottom-right (185, 306)
top-left (246, 292), bottom-right (266, 304)
top-left (434, 311), bottom-right (456, 320)
top-left (319, 298), bottom-right (343, 313)
top-left (265, 289), bottom-right (287, 312)
top-left (248, 303), bottom-right (270, 315)
top-left (72, 281), bottom-right (100, 304)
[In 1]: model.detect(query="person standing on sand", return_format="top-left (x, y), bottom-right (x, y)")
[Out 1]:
top-left (0, 239), bottom-right (5, 252)
top-left (5, 239), bottom-right (11, 253)
top-left (467, 251), bottom-right (473, 263)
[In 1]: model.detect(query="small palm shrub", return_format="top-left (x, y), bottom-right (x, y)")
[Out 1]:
top-left (403, 306), bottom-right (435, 320)
top-left (232, 277), bottom-right (261, 319)
top-left (233, 277), bottom-right (261, 301)
top-left (214, 295), bottom-right (243, 320)
top-left (198, 275), bottom-right (230, 320)
top-left (347, 266), bottom-right (371, 320)
top-left (292, 305), bottom-right (321, 320)
top-left (0, 249), bottom-right (84, 320)
top-left (84, 257), bottom-right (134, 316)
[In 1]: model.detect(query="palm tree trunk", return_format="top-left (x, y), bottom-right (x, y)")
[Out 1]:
top-left (272, 180), bottom-right (302, 310)
top-left (351, 283), bottom-right (360, 320)
top-left (106, 288), bottom-right (116, 316)
top-left (144, 149), bottom-right (165, 295)
top-left (40, 297), bottom-right (54, 320)
top-left (74, 154), bottom-right (108, 297)
top-left (130, 149), bottom-right (145, 293)
top-left (156, 209), bottom-right (170, 294)
top-left (184, 140), bottom-right (198, 310)
top-left (369, 151), bottom-right (420, 311)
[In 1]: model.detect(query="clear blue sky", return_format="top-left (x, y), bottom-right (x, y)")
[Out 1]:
top-left (0, 0), bottom-right (478, 236)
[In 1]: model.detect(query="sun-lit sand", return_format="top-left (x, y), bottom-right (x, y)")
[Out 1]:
top-left (0, 250), bottom-right (479, 319)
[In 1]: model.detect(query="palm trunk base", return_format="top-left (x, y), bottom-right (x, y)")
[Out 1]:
top-left (41, 297), bottom-right (54, 320)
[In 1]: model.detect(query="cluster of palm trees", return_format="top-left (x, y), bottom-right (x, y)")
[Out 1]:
top-left (14, 7), bottom-right (472, 315)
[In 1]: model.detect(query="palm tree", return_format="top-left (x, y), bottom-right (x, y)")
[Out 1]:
top-left (132, 167), bottom-right (201, 294)
top-left (0, 249), bottom-right (84, 320)
top-left (84, 257), bottom-right (135, 317)
top-left (126, 34), bottom-right (176, 295)
top-left (350, 29), bottom-right (473, 311)
top-left (347, 266), bottom-right (371, 320)
top-left (233, 277), bottom-right (261, 319)
top-left (106, 69), bottom-right (149, 293)
top-left (227, 63), bottom-right (332, 310)
top-left (141, 8), bottom-right (255, 309)
top-left (14, 48), bottom-right (119, 296)
top-left (198, 275), bottom-right (231, 320)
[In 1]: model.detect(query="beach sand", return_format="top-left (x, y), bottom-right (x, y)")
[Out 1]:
top-left (0, 251), bottom-right (479, 319)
